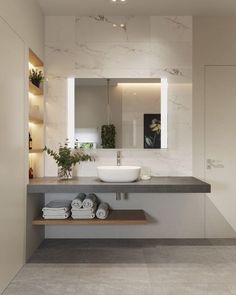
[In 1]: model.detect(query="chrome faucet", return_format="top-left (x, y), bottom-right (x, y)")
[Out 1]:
top-left (117, 150), bottom-right (121, 166)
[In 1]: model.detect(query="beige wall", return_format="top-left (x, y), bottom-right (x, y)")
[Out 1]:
top-left (193, 17), bottom-right (236, 237)
top-left (0, 0), bottom-right (44, 293)
top-left (0, 0), bottom-right (44, 59)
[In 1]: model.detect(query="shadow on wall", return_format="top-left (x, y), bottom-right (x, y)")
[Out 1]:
top-left (206, 196), bottom-right (236, 238)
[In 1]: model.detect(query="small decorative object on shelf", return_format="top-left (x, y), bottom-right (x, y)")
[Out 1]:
top-left (44, 139), bottom-right (94, 180)
top-left (29, 132), bottom-right (32, 150)
top-left (29, 69), bottom-right (44, 88)
top-left (101, 124), bottom-right (116, 148)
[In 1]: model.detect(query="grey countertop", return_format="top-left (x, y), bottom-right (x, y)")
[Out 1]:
top-left (27, 176), bottom-right (211, 194)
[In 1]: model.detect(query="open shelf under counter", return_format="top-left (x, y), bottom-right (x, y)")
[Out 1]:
top-left (27, 176), bottom-right (211, 194)
top-left (33, 210), bottom-right (147, 225)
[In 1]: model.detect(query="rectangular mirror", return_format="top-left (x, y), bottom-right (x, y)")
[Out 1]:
top-left (73, 78), bottom-right (168, 149)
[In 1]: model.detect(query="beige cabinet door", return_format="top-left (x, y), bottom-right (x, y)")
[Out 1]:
top-left (205, 66), bottom-right (236, 235)
top-left (0, 18), bottom-right (26, 293)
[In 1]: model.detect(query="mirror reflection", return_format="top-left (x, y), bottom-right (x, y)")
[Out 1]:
top-left (74, 78), bottom-right (168, 149)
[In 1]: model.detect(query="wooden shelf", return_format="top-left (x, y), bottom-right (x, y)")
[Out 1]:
top-left (29, 149), bottom-right (44, 154)
top-left (29, 81), bottom-right (43, 95)
top-left (32, 210), bottom-right (147, 225)
top-left (29, 116), bottom-right (44, 124)
top-left (29, 48), bottom-right (43, 67)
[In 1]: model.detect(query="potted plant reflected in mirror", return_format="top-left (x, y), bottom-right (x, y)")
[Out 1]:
top-left (44, 139), bottom-right (94, 180)
top-left (29, 69), bottom-right (44, 88)
top-left (101, 124), bottom-right (116, 149)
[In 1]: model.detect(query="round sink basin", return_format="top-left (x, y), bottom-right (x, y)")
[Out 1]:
top-left (97, 166), bottom-right (141, 183)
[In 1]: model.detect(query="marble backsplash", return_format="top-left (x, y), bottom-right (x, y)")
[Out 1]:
top-left (44, 16), bottom-right (192, 176)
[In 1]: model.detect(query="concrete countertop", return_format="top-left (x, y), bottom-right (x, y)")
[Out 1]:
top-left (27, 176), bottom-right (211, 194)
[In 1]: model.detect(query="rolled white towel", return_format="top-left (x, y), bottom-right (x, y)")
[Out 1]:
top-left (43, 212), bottom-right (70, 219)
top-left (71, 204), bottom-right (97, 214)
top-left (82, 194), bottom-right (98, 209)
top-left (72, 213), bottom-right (95, 219)
top-left (42, 200), bottom-right (71, 213)
top-left (96, 202), bottom-right (109, 220)
top-left (71, 193), bottom-right (86, 209)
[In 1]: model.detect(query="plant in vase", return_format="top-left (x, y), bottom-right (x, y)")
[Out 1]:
top-left (44, 139), bottom-right (94, 180)
top-left (29, 69), bottom-right (44, 88)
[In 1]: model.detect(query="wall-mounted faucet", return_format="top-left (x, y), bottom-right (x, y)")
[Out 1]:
top-left (117, 150), bottom-right (121, 166)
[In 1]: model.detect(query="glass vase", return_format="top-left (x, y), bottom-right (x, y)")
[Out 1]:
top-left (58, 167), bottom-right (73, 180)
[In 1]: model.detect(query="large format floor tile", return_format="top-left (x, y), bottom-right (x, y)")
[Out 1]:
top-left (3, 239), bottom-right (236, 295)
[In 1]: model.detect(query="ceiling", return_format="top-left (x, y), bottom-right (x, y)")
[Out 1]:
top-left (37, 0), bottom-right (236, 16)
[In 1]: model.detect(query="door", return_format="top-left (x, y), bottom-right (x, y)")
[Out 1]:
top-left (0, 17), bottom-right (26, 292)
top-left (205, 66), bottom-right (236, 234)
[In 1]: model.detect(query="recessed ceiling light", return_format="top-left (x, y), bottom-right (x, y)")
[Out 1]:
top-left (121, 0), bottom-right (126, 2)
top-left (113, 24), bottom-right (117, 27)
top-left (112, 0), bottom-right (117, 2)
top-left (120, 24), bottom-right (125, 27)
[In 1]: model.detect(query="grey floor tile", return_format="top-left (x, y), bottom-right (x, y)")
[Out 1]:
top-left (3, 239), bottom-right (236, 295)
top-left (147, 263), bottom-right (218, 284)
top-left (150, 283), bottom-right (231, 295)
top-left (144, 245), bottom-right (226, 264)
top-left (210, 263), bottom-right (236, 283)
top-left (227, 284), bottom-right (236, 295)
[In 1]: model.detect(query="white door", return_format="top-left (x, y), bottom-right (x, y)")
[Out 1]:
top-left (0, 18), bottom-right (26, 292)
top-left (205, 66), bottom-right (236, 234)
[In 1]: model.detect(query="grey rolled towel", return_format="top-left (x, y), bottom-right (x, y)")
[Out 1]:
top-left (82, 193), bottom-right (98, 209)
top-left (71, 193), bottom-right (86, 209)
top-left (96, 202), bottom-right (109, 220)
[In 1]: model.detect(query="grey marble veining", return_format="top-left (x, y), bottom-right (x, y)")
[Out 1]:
top-left (3, 239), bottom-right (236, 295)
top-left (27, 176), bottom-right (210, 194)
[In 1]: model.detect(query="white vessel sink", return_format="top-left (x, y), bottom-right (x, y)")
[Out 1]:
top-left (97, 166), bottom-right (141, 183)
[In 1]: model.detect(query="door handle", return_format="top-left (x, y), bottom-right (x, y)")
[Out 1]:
top-left (206, 159), bottom-right (224, 169)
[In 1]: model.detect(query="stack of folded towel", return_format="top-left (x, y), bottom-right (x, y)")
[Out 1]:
top-left (71, 193), bottom-right (98, 219)
top-left (42, 200), bottom-right (71, 219)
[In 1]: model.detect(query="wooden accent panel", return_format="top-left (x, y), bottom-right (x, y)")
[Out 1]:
top-left (29, 48), bottom-right (43, 67)
top-left (32, 210), bottom-right (147, 225)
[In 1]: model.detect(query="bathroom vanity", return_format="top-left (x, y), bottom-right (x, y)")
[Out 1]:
top-left (26, 176), bottom-right (210, 259)
top-left (28, 176), bottom-right (210, 194)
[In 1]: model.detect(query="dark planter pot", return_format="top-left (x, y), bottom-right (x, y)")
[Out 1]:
top-left (31, 79), bottom-right (41, 88)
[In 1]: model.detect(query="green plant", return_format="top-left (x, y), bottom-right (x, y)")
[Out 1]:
top-left (101, 124), bottom-right (116, 148)
top-left (44, 139), bottom-right (94, 179)
top-left (29, 69), bottom-right (44, 88)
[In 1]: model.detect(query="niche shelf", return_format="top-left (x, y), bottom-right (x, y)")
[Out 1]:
top-left (29, 149), bottom-right (44, 154)
top-left (29, 48), bottom-right (43, 67)
top-left (32, 210), bottom-right (147, 225)
top-left (29, 116), bottom-right (44, 124)
top-left (29, 81), bottom-right (43, 96)
top-left (28, 48), bottom-right (45, 179)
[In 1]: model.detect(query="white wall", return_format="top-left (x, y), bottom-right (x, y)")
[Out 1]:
top-left (45, 16), bottom-right (192, 176)
top-left (44, 16), bottom-right (202, 239)
top-left (193, 17), bottom-right (236, 237)
top-left (0, 0), bottom-right (44, 292)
